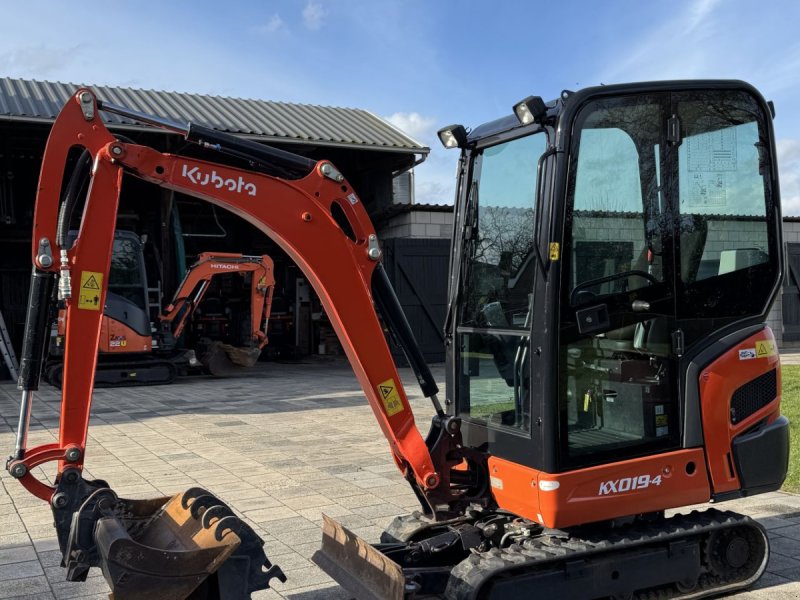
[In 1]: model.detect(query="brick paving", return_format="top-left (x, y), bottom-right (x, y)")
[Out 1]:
top-left (0, 358), bottom-right (797, 599)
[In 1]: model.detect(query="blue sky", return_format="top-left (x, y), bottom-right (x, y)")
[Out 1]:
top-left (1, 0), bottom-right (799, 212)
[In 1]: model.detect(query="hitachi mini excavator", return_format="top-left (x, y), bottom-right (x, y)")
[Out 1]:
top-left (6, 80), bottom-right (790, 599)
top-left (45, 246), bottom-right (276, 385)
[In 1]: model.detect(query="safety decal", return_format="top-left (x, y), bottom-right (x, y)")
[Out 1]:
top-left (378, 378), bottom-right (404, 417)
top-left (755, 340), bottom-right (776, 358)
top-left (549, 242), bottom-right (560, 261)
top-left (739, 348), bottom-right (757, 360)
top-left (77, 271), bottom-right (103, 311)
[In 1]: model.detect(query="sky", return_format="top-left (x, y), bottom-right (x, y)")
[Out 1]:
top-left (1, 0), bottom-right (799, 213)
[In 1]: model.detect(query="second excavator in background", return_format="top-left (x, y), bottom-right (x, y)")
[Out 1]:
top-left (44, 242), bottom-right (276, 386)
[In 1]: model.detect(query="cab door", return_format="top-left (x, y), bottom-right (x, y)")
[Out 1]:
top-left (558, 93), bottom-right (681, 470)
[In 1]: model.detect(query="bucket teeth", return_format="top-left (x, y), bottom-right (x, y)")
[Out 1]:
top-left (61, 485), bottom-right (284, 600)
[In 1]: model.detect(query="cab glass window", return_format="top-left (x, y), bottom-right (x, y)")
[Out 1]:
top-left (457, 132), bottom-right (546, 432)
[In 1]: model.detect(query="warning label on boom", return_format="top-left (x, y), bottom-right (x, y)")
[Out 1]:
top-left (77, 271), bottom-right (104, 311)
top-left (378, 378), bottom-right (404, 417)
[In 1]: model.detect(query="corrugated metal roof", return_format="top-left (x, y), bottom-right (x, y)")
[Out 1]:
top-left (0, 77), bottom-right (429, 154)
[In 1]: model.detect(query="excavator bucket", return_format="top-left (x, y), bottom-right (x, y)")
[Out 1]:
top-left (61, 486), bottom-right (285, 600)
top-left (199, 340), bottom-right (261, 375)
top-left (312, 514), bottom-right (406, 600)
top-left (221, 343), bottom-right (262, 368)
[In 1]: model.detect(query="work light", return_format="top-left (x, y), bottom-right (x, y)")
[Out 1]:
top-left (513, 96), bottom-right (547, 125)
top-left (437, 124), bottom-right (468, 149)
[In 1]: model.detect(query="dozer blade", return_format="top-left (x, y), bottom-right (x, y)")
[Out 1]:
top-left (312, 514), bottom-right (406, 600)
top-left (63, 486), bottom-right (285, 600)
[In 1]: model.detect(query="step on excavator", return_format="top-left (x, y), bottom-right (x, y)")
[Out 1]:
top-left (44, 243), bottom-right (276, 386)
top-left (6, 81), bottom-right (790, 599)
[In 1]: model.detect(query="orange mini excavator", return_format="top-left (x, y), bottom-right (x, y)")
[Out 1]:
top-left (7, 81), bottom-right (789, 599)
top-left (44, 246), bottom-right (276, 386)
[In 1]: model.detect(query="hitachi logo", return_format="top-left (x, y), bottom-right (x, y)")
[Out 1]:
top-left (181, 165), bottom-right (257, 196)
top-left (210, 263), bottom-right (240, 270)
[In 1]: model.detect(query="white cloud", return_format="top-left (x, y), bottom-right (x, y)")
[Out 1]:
top-left (302, 2), bottom-right (326, 31)
top-left (685, 0), bottom-right (722, 32)
top-left (778, 139), bottom-right (800, 216)
top-left (0, 44), bottom-right (83, 76)
top-left (598, 0), bottom-right (724, 83)
top-left (253, 14), bottom-right (286, 35)
top-left (384, 112), bottom-right (437, 144)
top-left (415, 179), bottom-right (452, 205)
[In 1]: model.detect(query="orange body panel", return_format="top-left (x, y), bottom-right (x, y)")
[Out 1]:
top-left (57, 308), bottom-right (150, 354)
top-left (699, 328), bottom-right (781, 494)
top-left (101, 318), bottom-right (150, 354)
top-left (488, 449), bottom-right (710, 529)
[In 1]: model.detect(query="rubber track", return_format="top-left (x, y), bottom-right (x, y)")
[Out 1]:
top-left (444, 509), bottom-right (768, 600)
top-left (46, 359), bottom-right (176, 387)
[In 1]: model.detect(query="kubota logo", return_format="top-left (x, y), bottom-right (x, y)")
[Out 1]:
top-left (181, 165), bottom-right (257, 196)
top-left (598, 473), bottom-right (662, 495)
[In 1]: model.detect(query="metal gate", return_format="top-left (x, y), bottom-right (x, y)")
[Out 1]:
top-left (783, 243), bottom-right (800, 342)
top-left (382, 238), bottom-right (450, 364)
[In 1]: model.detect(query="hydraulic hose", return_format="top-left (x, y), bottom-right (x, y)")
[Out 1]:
top-left (56, 150), bottom-right (92, 249)
top-left (371, 263), bottom-right (441, 410)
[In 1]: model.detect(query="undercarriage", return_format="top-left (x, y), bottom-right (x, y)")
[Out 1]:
top-left (315, 508), bottom-right (769, 600)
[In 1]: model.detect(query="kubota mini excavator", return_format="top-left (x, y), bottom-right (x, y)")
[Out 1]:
top-left (6, 81), bottom-right (789, 599)
top-left (44, 245), bottom-right (275, 385)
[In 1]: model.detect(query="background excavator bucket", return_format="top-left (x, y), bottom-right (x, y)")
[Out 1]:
top-left (66, 486), bottom-right (285, 600)
top-left (199, 340), bottom-right (261, 376)
top-left (312, 514), bottom-right (406, 600)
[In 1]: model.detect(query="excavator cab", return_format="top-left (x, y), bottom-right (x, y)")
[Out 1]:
top-left (449, 84), bottom-right (783, 483)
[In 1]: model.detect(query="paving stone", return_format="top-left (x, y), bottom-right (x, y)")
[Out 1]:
top-left (768, 534), bottom-right (800, 557)
top-left (0, 575), bottom-right (52, 599)
top-left (0, 561), bottom-right (43, 582)
top-left (245, 505), bottom-right (300, 523)
top-left (281, 495), bottom-right (334, 510)
top-left (0, 548), bottom-right (36, 567)
top-left (49, 575), bottom-right (111, 599)
top-left (0, 534), bottom-right (30, 550)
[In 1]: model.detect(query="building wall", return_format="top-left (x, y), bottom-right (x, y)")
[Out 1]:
top-left (780, 220), bottom-right (800, 349)
top-left (380, 209), bottom-right (453, 240)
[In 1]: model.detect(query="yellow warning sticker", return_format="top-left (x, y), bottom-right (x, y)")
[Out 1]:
top-left (755, 340), bottom-right (777, 358)
top-left (77, 271), bottom-right (103, 311)
top-left (549, 242), bottom-right (560, 261)
top-left (378, 378), bottom-right (404, 417)
top-left (655, 414), bottom-right (669, 427)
